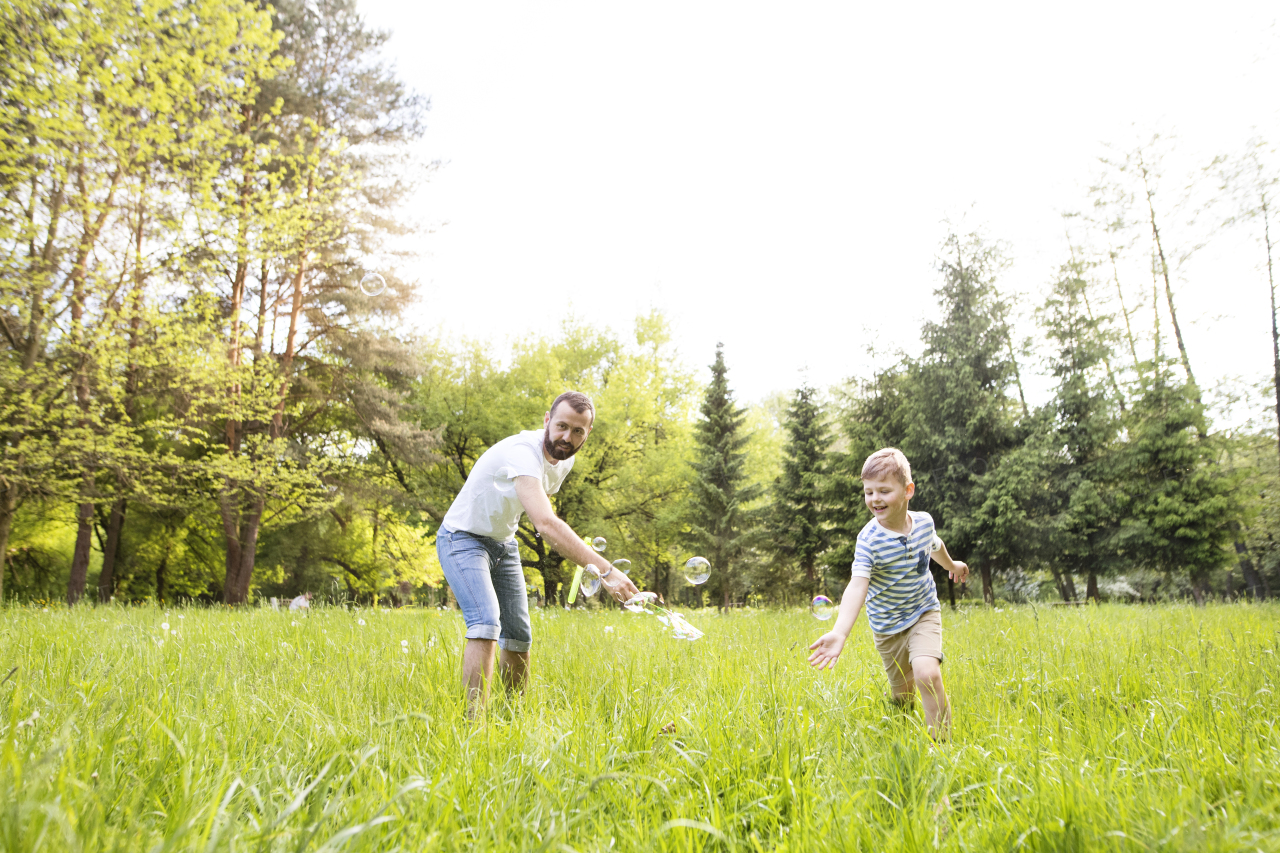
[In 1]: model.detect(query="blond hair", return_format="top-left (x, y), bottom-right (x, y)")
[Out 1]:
top-left (861, 447), bottom-right (912, 486)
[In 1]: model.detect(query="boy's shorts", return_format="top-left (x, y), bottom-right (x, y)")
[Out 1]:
top-left (872, 609), bottom-right (943, 690)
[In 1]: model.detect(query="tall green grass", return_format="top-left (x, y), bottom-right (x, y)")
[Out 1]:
top-left (2, 603), bottom-right (1278, 851)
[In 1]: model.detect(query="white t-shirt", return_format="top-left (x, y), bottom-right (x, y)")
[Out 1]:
top-left (288, 595), bottom-right (310, 611)
top-left (442, 429), bottom-right (575, 541)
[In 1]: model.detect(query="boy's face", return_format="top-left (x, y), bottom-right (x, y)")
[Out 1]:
top-left (863, 476), bottom-right (915, 522)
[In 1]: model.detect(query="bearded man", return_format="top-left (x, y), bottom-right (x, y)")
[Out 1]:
top-left (436, 391), bottom-right (638, 716)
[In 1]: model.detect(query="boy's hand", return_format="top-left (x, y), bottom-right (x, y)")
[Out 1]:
top-left (807, 632), bottom-right (847, 670)
top-left (948, 561), bottom-right (969, 584)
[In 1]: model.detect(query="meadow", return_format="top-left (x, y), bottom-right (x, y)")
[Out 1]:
top-left (2, 602), bottom-right (1279, 852)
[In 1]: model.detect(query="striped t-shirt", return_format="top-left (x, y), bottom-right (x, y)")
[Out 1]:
top-left (851, 511), bottom-right (942, 635)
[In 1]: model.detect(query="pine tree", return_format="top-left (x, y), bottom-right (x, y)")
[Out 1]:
top-left (1119, 370), bottom-right (1240, 603)
top-left (904, 232), bottom-right (1021, 604)
top-left (770, 383), bottom-right (829, 598)
top-left (687, 344), bottom-right (761, 608)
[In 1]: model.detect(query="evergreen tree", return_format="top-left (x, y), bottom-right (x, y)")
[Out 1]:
top-left (687, 344), bottom-right (761, 608)
top-left (903, 232), bottom-right (1021, 604)
top-left (769, 383), bottom-right (829, 599)
top-left (1118, 369), bottom-right (1240, 603)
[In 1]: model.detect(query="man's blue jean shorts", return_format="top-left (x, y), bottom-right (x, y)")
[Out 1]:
top-left (436, 525), bottom-right (532, 652)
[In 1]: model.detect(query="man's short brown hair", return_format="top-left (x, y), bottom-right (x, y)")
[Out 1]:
top-left (861, 447), bottom-right (912, 486)
top-left (550, 391), bottom-right (595, 424)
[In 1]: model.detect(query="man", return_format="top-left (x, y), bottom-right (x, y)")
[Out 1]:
top-left (436, 391), bottom-right (639, 715)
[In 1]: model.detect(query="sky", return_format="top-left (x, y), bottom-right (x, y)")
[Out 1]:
top-left (356, 0), bottom-right (1280, 421)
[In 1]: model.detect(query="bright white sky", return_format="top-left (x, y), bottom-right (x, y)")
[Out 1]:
top-left (358, 0), bottom-right (1280, 423)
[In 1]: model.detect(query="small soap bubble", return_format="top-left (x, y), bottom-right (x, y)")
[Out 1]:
top-left (611, 558), bottom-right (632, 576)
top-left (811, 595), bottom-right (835, 621)
top-left (591, 537), bottom-right (607, 553)
top-left (493, 466), bottom-right (518, 495)
top-left (359, 272), bottom-right (386, 297)
top-left (684, 556), bottom-right (711, 585)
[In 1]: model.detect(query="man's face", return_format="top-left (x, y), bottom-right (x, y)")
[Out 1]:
top-left (543, 403), bottom-right (593, 460)
top-left (863, 476), bottom-right (914, 521)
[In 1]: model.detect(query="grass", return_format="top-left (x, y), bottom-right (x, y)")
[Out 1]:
top-left (2, 602), bottom-right (1279, 851)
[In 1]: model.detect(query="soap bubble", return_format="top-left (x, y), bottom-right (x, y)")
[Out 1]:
top-left (580, 564), bottom-right (601, 598)
top-left (667, 610), bottom-right (704, 641)
top-left (591, 537), bottom-right (607, 553)
top-left (684, 556), bottom-right (711, 585)
top-left (611, 558), bottom-right (632, 576)
top-left (360, 273), bottom-right (386, 296)
top-left (624, 591), bottom-right (658, 612)
top-left (493, 466), bottom-right (518, 495)
top-left (811, 595), bottom-right (836, 621)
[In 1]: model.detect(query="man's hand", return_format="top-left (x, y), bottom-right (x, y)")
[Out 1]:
top-left (599, 564), bottom-right (639, 603)
top-left (807, 632), bottom-right (847, 670)
top-left (948, 560), bottom-right (969, 584)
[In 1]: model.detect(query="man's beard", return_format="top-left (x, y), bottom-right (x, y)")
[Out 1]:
top-left (543, 428), bottom-right (578, 461)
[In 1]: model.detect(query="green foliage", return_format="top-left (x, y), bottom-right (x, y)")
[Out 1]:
top-left (686, 344), bottom-right (763, 607)
top-left (769, 383), bottom-right (830, 600)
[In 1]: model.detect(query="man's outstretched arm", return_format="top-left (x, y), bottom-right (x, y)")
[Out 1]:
top-left (515, 477), bottom-right (639, 602)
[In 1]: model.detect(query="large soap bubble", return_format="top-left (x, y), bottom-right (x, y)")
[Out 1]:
top-left (684, 556), bottom-right (710, 585)
top-left (580, 564), bottom-right (601, 598)
top-left (811, 595), bottom-right (835, 621)
top-left (611, 558), bottom-right (632, 576)
top-left (359, 272), bottom-right (386, 297)
top-left (591, 537), bottom-right (607, 553)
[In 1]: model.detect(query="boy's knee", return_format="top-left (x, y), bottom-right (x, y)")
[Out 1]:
top-left (911, 656), bottom-right (943, 685)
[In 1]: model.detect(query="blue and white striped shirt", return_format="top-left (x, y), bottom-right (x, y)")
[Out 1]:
top-left (851, 511), bottom-right (942, 635)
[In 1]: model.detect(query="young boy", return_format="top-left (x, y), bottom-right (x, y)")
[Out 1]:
top-left (808, 448), bottom-right (969, 739)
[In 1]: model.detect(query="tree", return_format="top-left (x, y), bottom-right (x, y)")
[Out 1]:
top-left (1118, 369), bottom-right (1240, 604)
top-left (769, 383), bottom-right (829, 599)
top-left (903, 232), bottom-right (1021, 605)
top-left (0, 0), bottom-right (282, 602)
top-left (686, 344), bottom-right (762, 608)
top-left (195, 0), bottom-right (430, 603)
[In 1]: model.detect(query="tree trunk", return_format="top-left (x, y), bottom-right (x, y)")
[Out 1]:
top-left (97, 498), bottom-right (127, 602)
top-left (1230, 523), bottom-right (1267, 600)
top-left (1086, 570), bottom-right (1099, 603)
top-left (0, 486), bottom-right (13, 603)
top-left (156, 551), bottom-right (168, 604)
top-left (1139, 155), bottom-right (1197, 389)
top-left (231, 497), bottom-right (265, 603)
top-left (67, 489), bottom-right (95, 604)
top-left (1263, 194), bottom-right (1280, 470)
top-left (981, 560), bottom-right (994, 605)
top-left (1048, 565), bottom-right (1076, 602)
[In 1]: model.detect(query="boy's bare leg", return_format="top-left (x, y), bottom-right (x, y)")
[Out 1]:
top-left (462, 639), bottom-right (497, 718)
top-left (499, 649), bottom-right (529, 695)
top-left (911, 656), bottom-right (951, 740)
top-left (890, 671), bottom-right (921, 701)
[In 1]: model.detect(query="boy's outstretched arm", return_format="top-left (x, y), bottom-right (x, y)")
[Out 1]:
top-left (931, 538), bottom-right (970, 584)
top-left (807, 576), bottom-right (870, 670)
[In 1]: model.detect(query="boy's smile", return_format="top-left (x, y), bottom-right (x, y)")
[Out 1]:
top-left (863, 476), bottom-right (915, 532)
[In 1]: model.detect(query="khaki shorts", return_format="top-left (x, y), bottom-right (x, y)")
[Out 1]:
top-left (872, 609), bottom-right (943, 689)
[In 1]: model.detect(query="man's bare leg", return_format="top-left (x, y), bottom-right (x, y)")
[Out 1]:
top-left (499, 649), bottom-right (529, 695)
top-left (462, 639), bottom-right (497, 718)
top-left (912, 656), bottom-right (951, 740)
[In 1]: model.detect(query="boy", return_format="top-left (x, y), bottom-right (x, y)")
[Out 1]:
top-left (807, 448), bottom-right (969, 739)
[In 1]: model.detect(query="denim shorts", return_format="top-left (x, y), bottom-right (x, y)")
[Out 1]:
top-left (436, 525), bottom-right (532, 652)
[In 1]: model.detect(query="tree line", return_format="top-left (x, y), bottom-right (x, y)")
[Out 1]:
top-left (3, 1), bottom-right (1278, 607)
